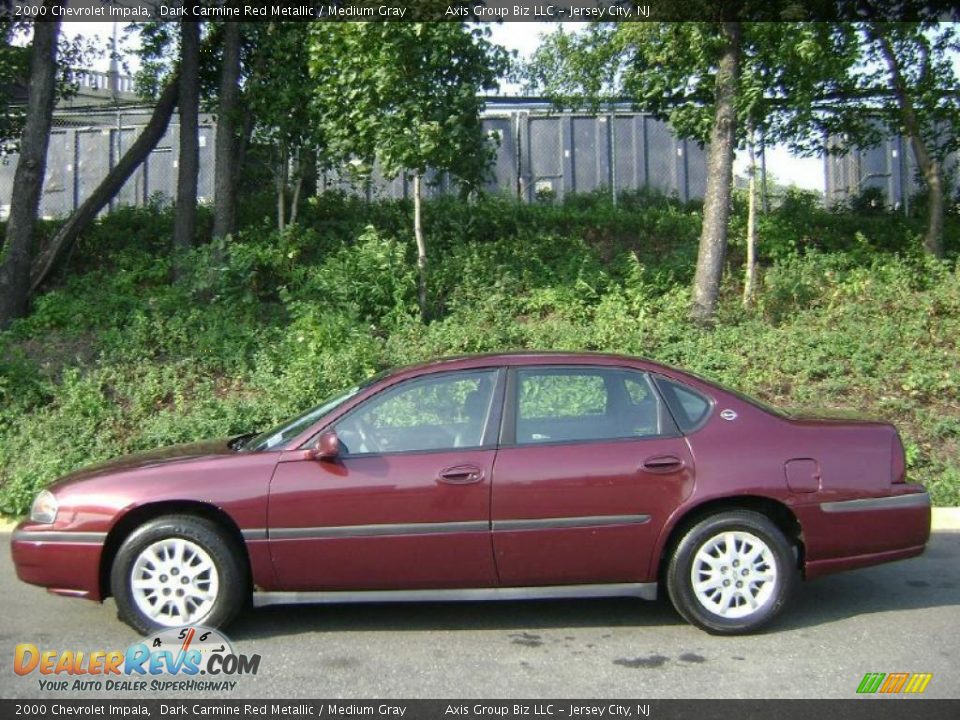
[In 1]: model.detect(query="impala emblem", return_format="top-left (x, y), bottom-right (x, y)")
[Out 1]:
top-left (720, 409), bottom-right (738, 421)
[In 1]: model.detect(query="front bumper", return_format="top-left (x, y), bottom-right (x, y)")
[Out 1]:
top-left (10, 524), bottom-right (106, 601)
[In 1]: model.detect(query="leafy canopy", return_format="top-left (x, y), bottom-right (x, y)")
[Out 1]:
top-left (308, 22), bottom-right (510, 186)
top-left (526, 22), bottom-right (862, 153)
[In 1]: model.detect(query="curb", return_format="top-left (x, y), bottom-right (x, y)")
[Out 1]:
top-left (0, 516), bottom-right (18, 532)
top-left (932, 507), bottom-right (960, 531)
top-left (2, 509), bottom-right (960, 534)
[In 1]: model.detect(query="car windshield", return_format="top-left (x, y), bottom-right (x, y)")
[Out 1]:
top-left (245, 386), bottom-right (364, 452)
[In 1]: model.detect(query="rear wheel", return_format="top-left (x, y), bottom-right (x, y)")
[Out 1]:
top-left (110, 515), bottom-right (247, 634)
top-left (666, 510), bottom-right (797, 635)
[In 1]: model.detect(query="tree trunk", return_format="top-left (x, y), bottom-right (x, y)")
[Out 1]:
top-left (288, 150), bottom-right (304, 228)
top-left (691, 21), bottom-right (741, 324)
top-left (30, 73), bottom-right (180, 293)
top-left (172, 20), bottom-right (200, 281)
top-left (759, 139), bottom-right (769, 214)
top-left (276, 145), bottom-right (287, 232)
top-left (413, 173), bottom-right (428, 322)
top-left (870, 24), bottom-right (944, 259)
top-left (0, 9), bottom-right (61, 328)
top-left (300, 147), bottom-right (318, 198)
top-left (234, 107), bottom-right (255, 197)
top-left (213, 20), bottom-right (242, 241)
top-left (921, 156), bottom-right (945, 257)
top-left (742, 128), bottom-right (758, 308)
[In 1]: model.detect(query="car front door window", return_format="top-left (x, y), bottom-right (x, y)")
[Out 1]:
top-left (335, 370), bottom-right (498, 455)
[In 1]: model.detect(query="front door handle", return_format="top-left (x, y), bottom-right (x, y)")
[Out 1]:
top-left (438, 465), bottom-right (485, 485)
top-left (641, 455), bottom-right (685, 474)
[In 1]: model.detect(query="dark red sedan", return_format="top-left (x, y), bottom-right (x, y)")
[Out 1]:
top-left (11, 352), bottom-right (930, 635)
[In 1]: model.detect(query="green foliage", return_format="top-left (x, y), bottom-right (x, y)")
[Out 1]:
top-left (0, 20), bottom-right (30, 155)
top-left (1, 21), bottom-right (100, 154)
top-left (526, 22), bottom-right (862, 151)
top-left (296, 225), bottom-right (417, 326)
top-left (857, 24), bottom-right (960, 166)
top-left (309, 22), bottom-right (509, 187)
top-left (1, 194), bottom-right (959, 514)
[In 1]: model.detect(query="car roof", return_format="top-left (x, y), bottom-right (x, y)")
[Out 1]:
top-left (384, 351), bottom-right (688, 379)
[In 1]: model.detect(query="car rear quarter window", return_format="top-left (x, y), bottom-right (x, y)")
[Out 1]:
top-left (654, 376), bottom-right (712, 433)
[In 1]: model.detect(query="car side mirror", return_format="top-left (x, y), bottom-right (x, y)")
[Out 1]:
top-left (312, 430), bottom-right (340, 460)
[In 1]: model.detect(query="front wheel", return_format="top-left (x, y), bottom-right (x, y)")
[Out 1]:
top-left (666, 510), bottom-right (797, 635)
top-left (110, 515), bottom-right (248, 634)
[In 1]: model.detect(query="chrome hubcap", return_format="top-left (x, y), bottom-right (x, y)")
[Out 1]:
top-left (130, 538), bottom-right (219, 626)
top-left (691, 530), bottom-right (777, 619)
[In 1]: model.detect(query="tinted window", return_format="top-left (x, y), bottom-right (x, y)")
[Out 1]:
top-left (335, 370), bottom-right (497, 454)
top-left (515, 368), bottom-right (668, 445)
top-left (519, 373), bottom-right (606, 419)
top-left (654, 377), bottom-right (712, 432)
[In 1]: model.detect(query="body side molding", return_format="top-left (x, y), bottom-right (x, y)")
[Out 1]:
top-left (252, 582), bottom-right (659, 607)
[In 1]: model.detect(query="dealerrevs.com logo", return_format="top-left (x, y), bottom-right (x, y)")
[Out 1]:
top-left (14, 626), bottom-right (260, 692)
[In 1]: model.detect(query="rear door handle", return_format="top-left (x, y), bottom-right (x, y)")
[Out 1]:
top-left (438, 465), bottom-right (485, 485)
top-left (641, 455), bottom-right (685, 474)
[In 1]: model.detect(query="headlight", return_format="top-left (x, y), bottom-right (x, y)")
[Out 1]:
top-left (30, 490), bottom-right (58, 524)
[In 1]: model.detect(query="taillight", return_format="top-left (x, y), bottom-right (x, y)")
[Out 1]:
top-left (891, 431), bottom-right (906, 484)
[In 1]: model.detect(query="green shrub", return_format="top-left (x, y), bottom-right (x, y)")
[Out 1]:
top-left (1, 192), bottom-right (958, 514)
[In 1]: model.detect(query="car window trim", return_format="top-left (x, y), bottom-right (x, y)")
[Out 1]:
top-left (617, 371), bottom-right (680, 438)
top-left (482, 367), bottom-right (508, 448)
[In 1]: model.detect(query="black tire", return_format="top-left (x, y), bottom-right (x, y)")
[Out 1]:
top-left (666, 509), bottom-right (797, 635)
top-left (110, 515), bottom-right (248, 634)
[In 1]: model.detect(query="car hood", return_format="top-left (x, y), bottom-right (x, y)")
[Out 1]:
top-left (49, 438), bottom-right (239, 490)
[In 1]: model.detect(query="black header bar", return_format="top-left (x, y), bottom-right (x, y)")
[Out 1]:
top-left (4, 0), bottom-right (959, 23)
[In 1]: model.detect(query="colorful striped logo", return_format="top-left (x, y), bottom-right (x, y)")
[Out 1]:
top-left (857, 672), bottom-right (933, 694)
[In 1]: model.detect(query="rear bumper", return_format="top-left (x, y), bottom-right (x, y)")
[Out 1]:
top-left (805, 544), bottom-right (926, 579)
top-left (10, 525), bottom-right (105, 601)
top-left (796, 489), bottom-right (931, 580)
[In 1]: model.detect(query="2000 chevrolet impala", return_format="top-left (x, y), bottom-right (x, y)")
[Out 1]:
top-left (12, 353), bottom-right (931, 634)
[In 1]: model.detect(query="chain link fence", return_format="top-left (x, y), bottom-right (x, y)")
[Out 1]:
top-left (825, 135), bottom-right (958, 212)
top-left (1, 103), bottom-right (706, 221)
top-left (320, 109), bottom-right (707, 204)
top-left (6, 100), bottom-right (957, 225)
top-left (0, 106), bottom-right (216, 221)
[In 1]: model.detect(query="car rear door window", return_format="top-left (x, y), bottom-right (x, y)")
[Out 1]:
top-left (514, 367), bottom-right (671, 445)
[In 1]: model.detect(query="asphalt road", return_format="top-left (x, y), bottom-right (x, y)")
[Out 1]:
top-left (2, 531), bottom-right (958, 700)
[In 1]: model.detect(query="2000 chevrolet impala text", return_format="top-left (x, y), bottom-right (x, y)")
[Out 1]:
top-left (11, 352), bottom-right (931, 635)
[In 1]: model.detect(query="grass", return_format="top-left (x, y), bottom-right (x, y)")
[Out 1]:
top-left (1, 189), bottom-right (958, 513)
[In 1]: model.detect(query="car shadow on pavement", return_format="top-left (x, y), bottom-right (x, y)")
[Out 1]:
top-left (228, 531), bottom-right (960, 641)
top-left (230, 594), bottom-right (686, 640)
top-left (777, 530), bottom-right (960, 631)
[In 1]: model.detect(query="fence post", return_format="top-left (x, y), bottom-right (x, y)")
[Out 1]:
top-left (562, 115), bottom-right (574, 198)
top-left (515, 111), bottom-right (523, 200)
top-left (608, 110), bottom-right (616, 206)
top-left (71, 130), bottom-right (80, 212)
top-left (677, 139), bottom-right (689, 202)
